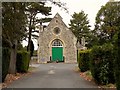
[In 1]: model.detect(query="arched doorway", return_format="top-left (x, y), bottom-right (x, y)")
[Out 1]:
top-left (51, 39), bottom-right (63, 62)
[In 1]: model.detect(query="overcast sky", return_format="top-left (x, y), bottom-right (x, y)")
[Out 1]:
top-left (23, 0), bottom-right (111, 50)
top-left (48, 0), bottom-right (110, 29)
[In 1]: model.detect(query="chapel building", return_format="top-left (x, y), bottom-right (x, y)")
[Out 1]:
top-left (37, 13), bottom-right (77, 63)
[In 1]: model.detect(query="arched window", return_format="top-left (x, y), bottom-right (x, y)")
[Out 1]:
top-left (52, 39), bottom-right (63, 47)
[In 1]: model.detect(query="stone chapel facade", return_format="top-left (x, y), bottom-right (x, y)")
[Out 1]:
top-left (37, 13), bottom-right (77, 63)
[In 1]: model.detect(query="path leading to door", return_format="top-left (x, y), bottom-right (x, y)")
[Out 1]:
top-left (7, 63), bottom-right (98, 88)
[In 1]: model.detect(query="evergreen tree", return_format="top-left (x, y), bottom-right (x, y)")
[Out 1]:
top-left (94, 1), bottom-right (120, 45)
top-left (25, 2), bottom-right (51, 53)
top-left (2, 2), bottom-right (27, 74)
top-left (69, 11), bottom-right (91, 46)
top-left (2, 1), bottom-right (68, 74)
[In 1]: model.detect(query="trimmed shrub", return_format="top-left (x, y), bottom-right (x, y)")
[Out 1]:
top-left (114, 31), bottom-right (120, 90)
top-left (90, 43), bottom-right (115, 85)
top-left (78, 49), bottom-right (91, 72)
top-left (2, 47), bottom-right (11, 82)
top-left (114, 46), bottom-right (120, 90)
top-left (16, 51), bottom-right (30, 73)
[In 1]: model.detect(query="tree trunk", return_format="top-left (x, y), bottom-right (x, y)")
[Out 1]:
top-left (27, 15), bottom-right (32, 52)
top-left (9, 40), bottom-right (17, 74)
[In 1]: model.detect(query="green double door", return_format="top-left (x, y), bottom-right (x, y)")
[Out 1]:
top-left (52, 47), bottom-right (63, 62)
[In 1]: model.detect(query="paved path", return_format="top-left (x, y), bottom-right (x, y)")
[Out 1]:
top-left (7, 63), bottom-right (98, 88)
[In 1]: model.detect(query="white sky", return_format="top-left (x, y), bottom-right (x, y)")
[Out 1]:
top-left (49, 0), bottom-right (110, 29)
top-left (22, 0), bottom-right (110, 50)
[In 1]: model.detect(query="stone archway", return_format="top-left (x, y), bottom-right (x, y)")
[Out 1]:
top-left (51, 39), bottom-right (64, 62)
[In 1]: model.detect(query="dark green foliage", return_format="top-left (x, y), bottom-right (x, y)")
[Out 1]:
top-left (114, 31), bottom-right (120, 90)
top-left (78, 50), bottom-right (91, 72)
top-left (0, 47), bottom-right (1, 83)
top-left (2, 38), bottom-right (11, 48)
top-left (94, 2), bottom-right (120, 45)
top-left (69, 11), bottom-right (91, 43)
top-left (17, 42), bottom-right (24, 50)
top-left (26, 2), bottom-right (51, 53)
top-left (90, 44), bottom-right (115, 85)
top-left (2, 2), bottom-right (27, 43)
top-left (92, 1), bottom-right (120, 87)
top-left (16, 51), bottom-right (30, 73)
top-left (2, 2), bottom-right (27, 74)
top-left (2, 48), bottom-right (11, 82)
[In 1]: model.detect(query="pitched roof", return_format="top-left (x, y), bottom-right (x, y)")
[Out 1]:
top-left (54, 13), bottom-right (63, 19)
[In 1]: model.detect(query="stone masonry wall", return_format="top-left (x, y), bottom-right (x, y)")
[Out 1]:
top-left (38, 13), bottom-right (77, 63)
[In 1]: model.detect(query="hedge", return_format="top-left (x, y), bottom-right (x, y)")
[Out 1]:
top-left (90, 43), bottom-right (115, 85)
top-left (114, 31), bottom-right (120, 90)
top-left (114, 46), bottom-right (120, 90)
top-left (78, 49), bottom-right (91, 72)
top-left (16, 51), bottom-right (30, 73)
top-left (2, 47), bottom-right (11, 82)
